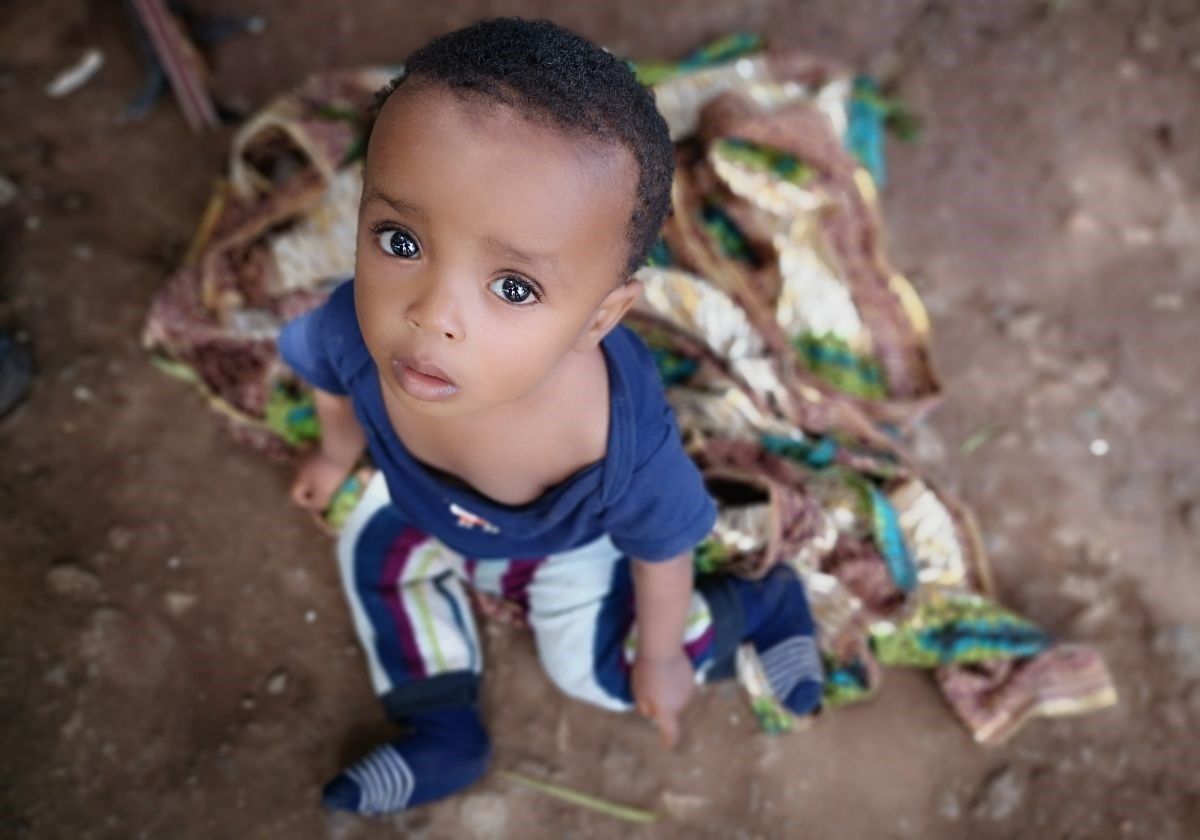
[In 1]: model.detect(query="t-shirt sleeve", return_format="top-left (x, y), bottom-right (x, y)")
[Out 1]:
top-left (277, 282), bottom-right (354, 396)
top-left (604, 401), bottom-right (717, 562)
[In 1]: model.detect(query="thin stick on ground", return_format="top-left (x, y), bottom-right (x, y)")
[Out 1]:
top-left (501, 770), bottom-right (660, 824)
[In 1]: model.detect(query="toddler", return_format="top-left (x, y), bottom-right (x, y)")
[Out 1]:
top-left (279, 18), bottom-right (823, 814)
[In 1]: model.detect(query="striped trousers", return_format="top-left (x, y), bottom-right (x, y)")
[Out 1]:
top-left (336, 474), bottom-right (744, 718)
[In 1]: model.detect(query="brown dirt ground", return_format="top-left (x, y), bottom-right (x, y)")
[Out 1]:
top-left (2, 1), bottom-right (1199, 838)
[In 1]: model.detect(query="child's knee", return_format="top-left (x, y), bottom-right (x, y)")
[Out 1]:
top-left (534, 628), bottom-right (631, 712)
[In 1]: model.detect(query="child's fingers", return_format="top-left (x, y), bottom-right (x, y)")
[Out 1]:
top-left (636, 700), bottom-right (680, 747)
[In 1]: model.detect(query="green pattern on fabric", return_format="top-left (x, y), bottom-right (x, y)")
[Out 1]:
top-left (850, 83), bottom-right (923, 143)
top-left (151, 354), bottom-right (201, 384)
top-left (693, 538), bottom-right (731, 574)
top-left (644, 237), bottom-right (674, 268)
top-left (650, 347), bottom-right (700, 387)
top-left (761, 433), bottom-right (839, 469)
top-left (847, 77), bottom-right (887, 186)
top-left (867, 484), bottom-right (917, 592)
top-left (634, 321), bottom-right (699, 387)
top-left (264, 384), bottom-right (321, 446)
top-left (631, 32), bottom-right (765, 86)
top-left (713, 138), bottom-right (815, 187)
top-left (822, 656), bottom-right (878, 708)
top-left (701, 204), bottom-right (755, 263)
top-left (794, 332), bottom-right (888, 399)
top-left (871, 592), bottom-right (1052, 668)
top-left (324, 472), bottom-right (366, 531)
top-left (750, 696), bottom-right (795, 734)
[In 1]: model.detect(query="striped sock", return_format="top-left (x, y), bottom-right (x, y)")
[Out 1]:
top-left (322, 706), bottom-right (490, 814)
top-left (731, 565), bottom-right (824, 715)
top-left (758, 634), bottom-right (824, 715)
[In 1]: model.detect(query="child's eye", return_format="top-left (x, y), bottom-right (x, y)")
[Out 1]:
top-left (377, 228), bottom-right (420, 259)
top-left (489, 275), bottom-right (539, 306)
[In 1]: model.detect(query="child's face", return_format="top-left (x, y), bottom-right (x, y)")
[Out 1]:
top-left (355, 82), bottom-right (641, 419)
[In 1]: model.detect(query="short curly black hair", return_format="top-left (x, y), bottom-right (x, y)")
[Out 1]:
top-left (369, 18), bottom-right (674, 278)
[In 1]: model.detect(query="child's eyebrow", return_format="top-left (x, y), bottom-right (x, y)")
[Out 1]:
top-left (362, 187), bottom-right (428, 220)
top-left (483, 235), bottom-right (563, 280)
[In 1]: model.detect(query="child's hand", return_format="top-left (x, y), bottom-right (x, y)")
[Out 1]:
top-left (291, 449), bottom-right (351, 513)
top-left (631, 652), bottom-right (695, 747)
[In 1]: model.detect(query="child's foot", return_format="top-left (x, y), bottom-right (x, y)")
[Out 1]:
top-left (322, 706), bottom-right (490, 814)
top-left (758, 634), bottom-right (824, 716)
top-left (733, 565), bottom-right (824, 715)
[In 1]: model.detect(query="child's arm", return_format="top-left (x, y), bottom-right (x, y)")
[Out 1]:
top-left (630, 552), bottom-right (695, 746)
top-left (290, 388), bottom-right (367, 512)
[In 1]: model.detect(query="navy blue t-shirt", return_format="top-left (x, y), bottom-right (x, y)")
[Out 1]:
top-left (278, 280), bottom-right (716, 562)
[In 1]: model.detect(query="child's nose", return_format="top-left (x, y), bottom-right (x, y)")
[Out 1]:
top-left (405, 281), bottom-right (464, 341)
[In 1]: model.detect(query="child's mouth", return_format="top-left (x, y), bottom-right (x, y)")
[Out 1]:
top-left (391, 357), bottom-right (458, 402)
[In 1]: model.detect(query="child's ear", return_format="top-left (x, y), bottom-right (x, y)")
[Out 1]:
top-left (576, 279), bottom-right (643, 350)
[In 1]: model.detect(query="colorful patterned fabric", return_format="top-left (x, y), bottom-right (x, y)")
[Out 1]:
top-left (870, 591), bottom-right (1051, 669)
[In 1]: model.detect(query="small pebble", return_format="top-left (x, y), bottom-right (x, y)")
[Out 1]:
top-left (46, 564), bottom-right (101, 600)
top-left (265, 669), bottom-right (289, 695)
top-left (45, 48), bottom-right (105, 97)
top-left (240, 694), bottom-right (256, 711)
top-left (166, 556), bottom-right (182, 569)
top-left (164, 591), bottom-right (198, 616)
top-left (72, 385), bottom-right (94, 402)
top-left (1089, 439), bottom-right (1110, 457)
top-left (304, 609), bottom-right (317, 624)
